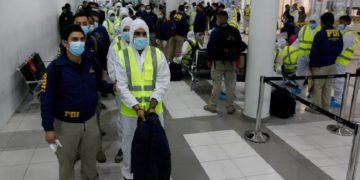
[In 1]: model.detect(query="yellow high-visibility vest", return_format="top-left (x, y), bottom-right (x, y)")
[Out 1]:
top-left (336, 30), bottom-right (360, 66)
top-left (117, 47), bottom-right (163, 117)
top-left (298, 25), bottom-right (321, 57)
top-left (244, 7), bottom-right (251, 20)
top-left (273, 48), bottom-right (281, 71)
top-left (105, 19), bottom-right (114, 35)
top-left (114, 36), bottom-right (125, 52)
top-left (182, 39), bottom-right (199, 65)
top-left (282, 46), bottom-right (299, 74)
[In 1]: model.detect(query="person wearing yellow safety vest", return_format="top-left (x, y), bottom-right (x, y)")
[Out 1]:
top-left (113, 19), bottom-right (170, 180)
top-left (282, 42), bottom-right (300, 75)
top-left (106, 17), bottom-right (133, 164)
top-left (293, 14), bottom-right (321, 94)
top-left (188, 2), bottom-right (197, 31)
top-left (273, 38), bottom-right (287, 74)
top-left (103, 10), bottom-right (118, 40)
top-left (176, 31), bottom-right (202, 66)
top-left (243, 4), bottom-right (251, 34)
top-left (331, 15), bottom-right (360, 108)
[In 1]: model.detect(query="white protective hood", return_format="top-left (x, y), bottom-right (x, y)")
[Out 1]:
top-left (308, 14), bottom-right (320, 25)
top-left (187, 31), bottom-right (195, 40)
top-left (119, 7), bottom-right (129, 19)
top-left (129, 19), bottom-right (150, 47)
top-left (121, 17), bottom-right (133, 34)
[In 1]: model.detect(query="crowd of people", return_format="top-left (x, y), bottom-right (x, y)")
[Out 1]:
top-left (274, 2), bottom-right (359, 113)
top-left (43, 1), bottom-right (249, 180)
top-left (40, 1), bottom-right (359, 180)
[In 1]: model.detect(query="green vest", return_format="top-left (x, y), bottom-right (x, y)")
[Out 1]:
top-left (282, 46), bottom-right (299, 74)
top-left (273, 48), bottom-right (281, 71)
top-left (299, 25), bottom-right (321, 57)
top-left (336, 30), bottom-right (360, 66)
top-left (117, 47), bottom-right (163, 117)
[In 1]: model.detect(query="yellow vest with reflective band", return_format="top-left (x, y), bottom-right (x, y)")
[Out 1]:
top-left (232, 9), bottom-right (238, 22)
top-left (117, 47), bottom-right (163, 117)
top-left (282, 46), bottom-right (299, 74)
top-left (183, 39), bottom-right (198, 65)
top-left (244, 7), bottom-right (251, 20)
top-left (273, 48), bottom-right (281, 71)
top-left (336, 30), bottom-right (360, 66)
top-left (106, 19), bottom-right (114, 35)
top-left (299, 25), bottom-right (321, 57)
top-left (115, 17), bottom-right (121, 28)
top-left (114, 36), bottom-right (125, 52)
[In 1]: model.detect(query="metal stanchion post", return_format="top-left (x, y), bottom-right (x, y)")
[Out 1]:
top-left (327, 73), bottom-right (353, 136)
top-left (245, 76), bottom-right (270, 143)
top-left (346, 123), bottom-right (360, 180)
top-left (349, 71), bottom-right (360, 122)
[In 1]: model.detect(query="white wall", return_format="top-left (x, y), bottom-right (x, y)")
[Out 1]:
top-left (0, 0), bottom-right (81, 128)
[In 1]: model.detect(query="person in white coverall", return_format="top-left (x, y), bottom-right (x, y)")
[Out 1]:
top-left (114, 19), bottom-right (170, 180)
top-left (332, 15), bottom-right (360, 108)
top-left (294, 14), bottom-right (321, 95)
top-left (107, 17), bottom-right (133, 163)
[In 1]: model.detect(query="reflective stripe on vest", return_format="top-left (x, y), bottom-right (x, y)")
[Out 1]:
top-left (106, 19), bottom-right (114, 35)
top-left (273, 48), bottom-right (280, 71)
top-left (336, 30), bottom-right (360, 66)
top-left (283, 46), bottom-right (299, 73)
top-left (114, 36), bottom-right (124, 52)
top-left (118, 47), bottom-right (163, 117)
top-left (299, 25), bottom-right (320, 57)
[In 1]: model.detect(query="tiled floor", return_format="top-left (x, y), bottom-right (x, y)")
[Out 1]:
top-left (164, 81), bottom-right (215, 119)
top-left (267, 121), bottom-right (360, 180)
top-left (1, 57), bottom-right (360, 179)
top-left (184, 130), bottom-right (283, 180)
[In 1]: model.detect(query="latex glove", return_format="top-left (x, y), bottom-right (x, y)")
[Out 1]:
top-left (162, 41), bottom-right (167, 47)
top-left (156, 39), bottom-right (161, 45)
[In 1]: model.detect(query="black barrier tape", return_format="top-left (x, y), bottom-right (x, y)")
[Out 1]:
top-left (264, 73), bottom-right (359, 82)
top-left (266, 80), bottom-right (356, 130)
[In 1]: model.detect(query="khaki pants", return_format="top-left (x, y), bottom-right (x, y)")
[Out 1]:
top-left (167, 35), bottom-right (185, 62)
top-left (54, 116), bottom-right (100, 180)
top-left (209, 61), bottom-right (236, 107)
top-left (311, 64), bottom-right (337, 111)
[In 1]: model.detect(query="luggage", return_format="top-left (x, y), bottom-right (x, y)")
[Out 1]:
top-left (270, 88), bottom-right (296, 119)
top-left (169, 62), bottom-right (183, 81)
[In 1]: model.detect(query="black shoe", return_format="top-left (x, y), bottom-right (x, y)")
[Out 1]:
top-left (96, 150), bottom-right (106, 163)
top-left (123, 178), bottom-right (132, 180)
top-left (114, 149), bottom-right (123, 163)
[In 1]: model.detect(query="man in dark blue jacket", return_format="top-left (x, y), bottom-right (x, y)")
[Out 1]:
top-left (308, 12), bottom-right (343, 112)
top-left (142, 5), bottom-right (158, 46)
top-left (194, 4), bottom-right (207, 44)
top-left (41, 25), bottom-right (114, 180)
top-left (167, 5), bottom-right (190, 62)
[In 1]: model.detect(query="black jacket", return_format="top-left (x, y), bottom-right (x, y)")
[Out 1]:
top-left (131, 113), bottom-right (171, 180)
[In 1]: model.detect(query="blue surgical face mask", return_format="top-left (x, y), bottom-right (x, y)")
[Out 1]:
top-left (122, 32), bottom-right (130, 42)
top-left (94, 22), bottom-right (99, 29)
top-left (89, 24), bottom-right (95, 32)
top-left (133, 37), bottom-right (148, 51)
top-left (309, 23), bottom-right (317, 30)
top-left (81, 25), bottom-right (90, 35)
top-left (68, 41), bottom-right (85, 56)
top-left (338, 24), bottom-right (346, 31)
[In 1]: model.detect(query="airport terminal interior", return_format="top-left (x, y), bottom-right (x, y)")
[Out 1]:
top-left (0, 0), bottom-right (360, 179)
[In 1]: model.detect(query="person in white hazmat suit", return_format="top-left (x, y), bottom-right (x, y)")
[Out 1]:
top-left (107, 17), bottom-right (133, 163)
top-left (332, 15), bottom-right (360, 108)
top-left (114, 19), bottom-right (170, 180)
top-left (294, 14), bottom-right (321, 95)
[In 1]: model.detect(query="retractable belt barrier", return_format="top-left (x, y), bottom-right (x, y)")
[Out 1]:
top-left (244, 70), bottom-right (360, 180)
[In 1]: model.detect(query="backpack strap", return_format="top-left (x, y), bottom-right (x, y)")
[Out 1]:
top-left (89, 35), bottom-right (98, 53)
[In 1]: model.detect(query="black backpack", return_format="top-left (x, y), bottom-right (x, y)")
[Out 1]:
top-left (270, 88), bottom-right (296, 119)
top-left (216, 25), bottom-right (242, 61)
